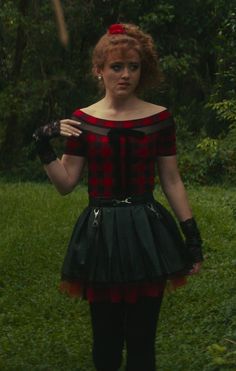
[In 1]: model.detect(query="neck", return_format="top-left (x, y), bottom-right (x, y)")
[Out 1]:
top-left (101, 94), bottom-right (140, 113)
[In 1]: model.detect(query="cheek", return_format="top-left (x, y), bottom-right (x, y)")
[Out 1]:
top-left (137, 68), bottom-right (141, 79)
top-left (104, 72), bottom-right (118, 84)
top-left (134, 70), bottom-right (141, 84)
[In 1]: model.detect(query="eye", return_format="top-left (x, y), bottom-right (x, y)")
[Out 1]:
top-left (111, 64), bottom-right (122, 72)
top-left (129, 63), bottom-right (140, 71)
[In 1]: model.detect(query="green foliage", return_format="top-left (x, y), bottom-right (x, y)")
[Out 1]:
top-left (207, 340), bottom-right (236, 369)
top-left (0, 0), bottom-right (236, 184)
top-left (208, 100), bottom-right (236, 124)
top-left (0, 184), bottom-right (236, 370)
top-left (176, 113), bottom-right (236, 185)
top-left (206, 6), bottom-right (236, 135)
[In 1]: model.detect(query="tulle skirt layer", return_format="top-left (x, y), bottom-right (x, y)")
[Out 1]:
top-left (60, 197), bottom-right (192, 302)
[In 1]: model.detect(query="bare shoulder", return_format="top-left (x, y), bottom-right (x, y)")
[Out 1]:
top-left (139, 101), bottom-right (167, 116)
top-left (80, 102), bottom-right (102, 115)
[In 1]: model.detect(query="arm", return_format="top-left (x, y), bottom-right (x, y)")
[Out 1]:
top-left (44, 155), bottom-right (86, 195)
top-left (33, 118), bottom-right (85, 195)
top-left (157, 155), bottom-right (203, 273)
top-left (157, 155), bottom-right (192, 221)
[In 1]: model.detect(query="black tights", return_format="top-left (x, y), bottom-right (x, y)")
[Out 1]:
top-left (89, 296), bottom-right (163, 371)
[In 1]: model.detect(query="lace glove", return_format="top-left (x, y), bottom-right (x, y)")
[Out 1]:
top-left (180, 217), bottom-right (204, 263)
top-left (32, 121), bottom-right (60, 164)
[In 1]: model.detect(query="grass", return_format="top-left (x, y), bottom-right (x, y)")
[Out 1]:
top-left (0, 182), bottom-right (235, 370)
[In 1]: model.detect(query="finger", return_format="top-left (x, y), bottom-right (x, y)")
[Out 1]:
top-left (60, 123), bottom-right (82, 132)
top-left (60, 129), bottom-right (82, 137)
top-left (60, 119), bottom-right (82, 127)
top-left (60, 123), bottom-right (82, 136)
top-left (60, 128), bottom-right (82, 137)
top-left (188, 263), bottom-right (201, 275)
top-left (195, 262), bottom-right (202, 271)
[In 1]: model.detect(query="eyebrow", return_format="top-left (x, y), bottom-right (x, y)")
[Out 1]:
top-left (109, 60), bottom-right (140, 64)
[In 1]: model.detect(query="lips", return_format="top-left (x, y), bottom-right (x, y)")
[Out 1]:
top-left (118, 83), bottom-right (130, 87)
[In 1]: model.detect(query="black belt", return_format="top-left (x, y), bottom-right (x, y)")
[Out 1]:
top-left (89, 193), bottom-right (155, 207)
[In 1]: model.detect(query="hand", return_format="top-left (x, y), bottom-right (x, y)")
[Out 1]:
top-left (59, 119), bottom-right (82, 138)
top-left (32, 119), bottom-right (82, 165)
top-left (180, 217), bottom-right (204, 263)
top-left (33, 119), bottom-right (82, 142)
top-left (187, 262), bottom-right (202, 275)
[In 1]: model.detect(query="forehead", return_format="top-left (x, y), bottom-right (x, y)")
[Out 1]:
top-left (105, 47), bottom-right (141, 63)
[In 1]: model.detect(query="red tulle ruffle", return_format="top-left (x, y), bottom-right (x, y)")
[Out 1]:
top-left (60, 277), bottom-right (187, 304)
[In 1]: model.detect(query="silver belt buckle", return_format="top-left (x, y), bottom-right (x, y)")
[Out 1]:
top-left (114, 197), bottom-right (132, 205)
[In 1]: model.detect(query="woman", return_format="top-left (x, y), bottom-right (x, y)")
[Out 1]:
top-left (33, 23), bottom-right (203, 371)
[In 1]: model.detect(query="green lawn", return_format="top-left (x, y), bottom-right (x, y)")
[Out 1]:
top-left (0, 183), bottom-right (235, 370)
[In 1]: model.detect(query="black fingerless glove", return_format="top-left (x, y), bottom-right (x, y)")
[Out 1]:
top-left (32, 121), bottom-right (60, 164)
top-left (180, 217), bottom-right (204, 263)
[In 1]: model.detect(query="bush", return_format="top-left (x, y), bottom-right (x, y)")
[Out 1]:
top-left (176, 117), bottom-right (236, 185)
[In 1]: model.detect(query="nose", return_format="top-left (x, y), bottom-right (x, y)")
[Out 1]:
top-left (121, 67), bottom-right (130, 79)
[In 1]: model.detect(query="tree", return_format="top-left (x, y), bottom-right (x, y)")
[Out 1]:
top-left (0, 0), bottom-right (235, 182)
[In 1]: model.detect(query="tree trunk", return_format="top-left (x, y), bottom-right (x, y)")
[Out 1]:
top-left (0, 0), bottom-right (30, 170)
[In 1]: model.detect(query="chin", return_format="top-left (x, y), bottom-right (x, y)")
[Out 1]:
top-left (115, 90), bottom-right (134, 97)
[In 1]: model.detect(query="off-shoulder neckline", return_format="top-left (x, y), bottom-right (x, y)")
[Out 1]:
top-left (74, 109), bottom-right (170, 126)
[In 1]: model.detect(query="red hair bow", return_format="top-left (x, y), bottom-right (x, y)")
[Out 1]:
top-left (108, 24), bottom-right (126, 35)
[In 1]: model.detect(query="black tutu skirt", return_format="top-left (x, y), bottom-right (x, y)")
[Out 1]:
top-left (61, 194), bottom-right (193, 286)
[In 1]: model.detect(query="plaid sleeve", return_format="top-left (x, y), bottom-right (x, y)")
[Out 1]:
top-left (156, 119), bottom-right (177, 156)
top-left (64, 134), bottom-right (87, 157)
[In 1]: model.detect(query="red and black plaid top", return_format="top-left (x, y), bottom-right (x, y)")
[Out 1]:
top-left (64, 109), bottom-right (176, 198)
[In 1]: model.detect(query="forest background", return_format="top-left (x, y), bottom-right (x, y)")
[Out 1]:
top-left (1, 2), bottom-right (236, 370)
top-left (0, 0), bottom-right (236, 184)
